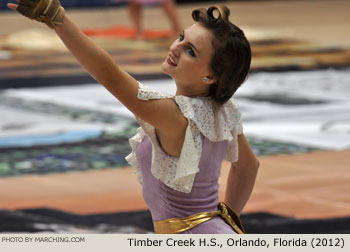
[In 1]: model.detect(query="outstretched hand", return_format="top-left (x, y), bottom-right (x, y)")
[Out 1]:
top-left (7, 0), bottom-right (65, 29)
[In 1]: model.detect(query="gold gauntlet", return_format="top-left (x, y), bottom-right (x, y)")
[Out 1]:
top-left (17, 0), bottom-right (65, 29)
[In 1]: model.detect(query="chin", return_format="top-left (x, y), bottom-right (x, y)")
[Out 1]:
top-left (161, 62), bottom-right (173, 77)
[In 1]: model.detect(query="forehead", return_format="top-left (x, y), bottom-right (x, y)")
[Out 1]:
top-left (185, 23), bottom-right (213, 53)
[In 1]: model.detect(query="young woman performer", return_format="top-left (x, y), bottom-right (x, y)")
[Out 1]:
top-left (8, 0), bottom-right (259, 234)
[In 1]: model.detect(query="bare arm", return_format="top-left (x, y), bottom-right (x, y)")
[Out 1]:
top-left (8, 2), bottom-right (187, 140)
top-left (225, 134), bottom-right (259, 215)
top-left (55, 16), bottom-right (186, 133)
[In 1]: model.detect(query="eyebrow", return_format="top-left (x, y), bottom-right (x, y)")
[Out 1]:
top-left (183, 30), bottom-right (200, 54)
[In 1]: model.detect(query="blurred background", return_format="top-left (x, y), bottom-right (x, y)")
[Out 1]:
top-left (0, 0), bottom-right (349, 233)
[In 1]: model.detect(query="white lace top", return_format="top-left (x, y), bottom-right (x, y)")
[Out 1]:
top-left (126, 83), bottom-right (243, 193)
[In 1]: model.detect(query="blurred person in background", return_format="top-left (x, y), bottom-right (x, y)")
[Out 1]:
top-left (127, 0), bottom-right (182, 39)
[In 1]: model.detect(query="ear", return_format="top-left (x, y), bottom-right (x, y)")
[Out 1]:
top-left (201, 75), bottom-right (216, 85)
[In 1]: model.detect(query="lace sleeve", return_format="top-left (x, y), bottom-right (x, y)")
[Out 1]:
top-left (224, 122), bottom-right (243, 163)
top-left (127, 83), bottom-right (199, 193)
top-left (137, 82), bottom-right (173, 100)
top-left (174, 95), bottom-right (243, 163)
top-left (126, 83), bottom-right (244, 193)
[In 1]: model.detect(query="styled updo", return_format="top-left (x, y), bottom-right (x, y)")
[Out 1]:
top-left (192, 6), bottom-right (251, 104)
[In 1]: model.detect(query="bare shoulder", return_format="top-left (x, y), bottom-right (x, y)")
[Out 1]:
top-left (111, 69), bottom-right (187, 135)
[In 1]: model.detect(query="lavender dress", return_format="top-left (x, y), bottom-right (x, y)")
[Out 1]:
top-left (126, 83), bottom-right (243, 234)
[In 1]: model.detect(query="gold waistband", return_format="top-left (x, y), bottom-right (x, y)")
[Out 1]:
top-left (153, 202), bottom-right (245, 234)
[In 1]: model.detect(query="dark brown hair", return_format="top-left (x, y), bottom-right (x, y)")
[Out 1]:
top-left (192, 6), bottom-right (251, 104)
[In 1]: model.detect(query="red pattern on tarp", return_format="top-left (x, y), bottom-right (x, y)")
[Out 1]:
top-left (83, 26), bottom-right (174, 39)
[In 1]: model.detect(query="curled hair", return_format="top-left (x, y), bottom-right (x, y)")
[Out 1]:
top-left (192, 6), bottom-right (251, 104)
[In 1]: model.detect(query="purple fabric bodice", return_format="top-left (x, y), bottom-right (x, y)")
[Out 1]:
top-left (135, 133), bottom-right (236, 234)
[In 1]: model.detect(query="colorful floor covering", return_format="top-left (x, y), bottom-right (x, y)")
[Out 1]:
top-left (1, 208), bottom-right (349, 234)
top-left (1, 27), bottom-right (349, 88)
top-left (0, 89), bottom-right (319, 177)
top-left (0, 27), bottom-right (349, 177)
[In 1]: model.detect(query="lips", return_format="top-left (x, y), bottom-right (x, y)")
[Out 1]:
top-left (167, 55), bottom-right (177, 66)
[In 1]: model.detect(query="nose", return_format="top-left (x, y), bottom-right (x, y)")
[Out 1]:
top-left (169, 40), bottom-right (181, 57)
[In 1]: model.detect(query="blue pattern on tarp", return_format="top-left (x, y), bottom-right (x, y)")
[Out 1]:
top-left (59, 0), bottom-right (113, 8)
top-left (0, 129), bottom-right (102, 147)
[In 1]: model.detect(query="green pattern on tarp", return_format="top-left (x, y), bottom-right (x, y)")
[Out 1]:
top-left (0, 129), bottom-right (137, 177)
top-left (249, 137), bottom-right (319, 156)
top-left (0, 135), bottom-right (319, 177)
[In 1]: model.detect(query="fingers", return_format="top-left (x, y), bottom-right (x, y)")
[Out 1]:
top-left (7, 3), bottom-right (18, 10)
top-left (8, 0), bottom-right (36, 17)
top-left (17, 4), bottom-right (32, 17)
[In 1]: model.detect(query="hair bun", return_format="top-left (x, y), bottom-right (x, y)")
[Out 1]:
top-left (192, 6), bottom-right (230, 26)
top-left (207, 6), bottom-right (230, 24)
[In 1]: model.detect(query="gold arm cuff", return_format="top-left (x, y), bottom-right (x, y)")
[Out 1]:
top-left (218, 202), bottom-right (245, 234)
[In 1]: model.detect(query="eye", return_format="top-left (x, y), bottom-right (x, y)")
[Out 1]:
top-left (186, 47), bottom-right (196, 57)
top-left (179, 33), bottom-right (184, 41)
top-left (178, 32), bottom-right (196, 57)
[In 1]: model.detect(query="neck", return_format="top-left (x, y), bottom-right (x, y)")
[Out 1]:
top-left (175, 81), bottom-right (209, 97)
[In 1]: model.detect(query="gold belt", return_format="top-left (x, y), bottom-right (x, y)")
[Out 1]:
top-left (153, 202), bottom-right (245, 234)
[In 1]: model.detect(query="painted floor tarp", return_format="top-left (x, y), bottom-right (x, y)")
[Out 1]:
top-left (1, 69), bottom-right (349, 176)
top-left (1, 69), bottom-right (349, 149)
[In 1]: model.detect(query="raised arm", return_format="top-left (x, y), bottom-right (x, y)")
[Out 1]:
top-left (8, 1), bottom-right (187, 137)
top-left (225, 134), bottom-right (259, 215)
